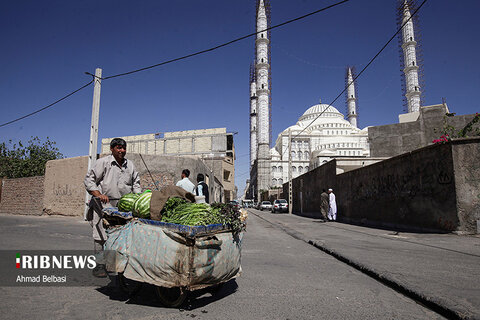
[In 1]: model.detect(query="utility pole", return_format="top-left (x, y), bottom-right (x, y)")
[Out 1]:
top-left (288, 129), bottom-right (292, 214)
top-left (84, 68), bottom-right (102, 219)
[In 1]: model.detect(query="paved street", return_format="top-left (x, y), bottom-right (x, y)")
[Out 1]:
top-left (0, 213), bottom-right (444, 320)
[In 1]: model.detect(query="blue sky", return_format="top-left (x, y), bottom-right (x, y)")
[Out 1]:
top-left (1, 0), bottom-right (479, 196)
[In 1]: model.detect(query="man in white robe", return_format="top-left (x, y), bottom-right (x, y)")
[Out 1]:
top-left (328, 188), bottom-right (337, 221)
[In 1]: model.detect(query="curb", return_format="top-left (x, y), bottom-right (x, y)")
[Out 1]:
top-left (250, 210), bottom-right (468, 320)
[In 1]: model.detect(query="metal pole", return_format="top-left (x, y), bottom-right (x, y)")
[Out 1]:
top-left (212, 156), bottom-right (215, 202)
top-left (288, 129), bottom-right (293, 214)
top-left (84, 68), bottom-right (102, 219)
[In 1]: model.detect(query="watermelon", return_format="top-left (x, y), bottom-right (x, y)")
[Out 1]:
top-left (132, 191), bottom-right (152, 218)
top-left (118, 193), bottom-right (140, 212)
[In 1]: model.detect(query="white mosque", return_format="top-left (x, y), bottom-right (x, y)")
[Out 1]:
top-left (269, 103), bottom-right (370, 187)
top-left (250, 0), bottom-right (422, 191)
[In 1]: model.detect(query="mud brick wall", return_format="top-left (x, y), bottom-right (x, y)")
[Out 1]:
top-left (43, 156), bottom-right (89, 216)
top-left (0, 176), bottom-right (45, 215)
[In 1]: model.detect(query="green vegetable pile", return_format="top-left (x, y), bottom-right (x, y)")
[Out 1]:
top-left (160, 198), bottom-right (244, 234)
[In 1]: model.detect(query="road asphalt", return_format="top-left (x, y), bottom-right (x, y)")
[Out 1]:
top-left (249, 209), bottom-right (480, 320)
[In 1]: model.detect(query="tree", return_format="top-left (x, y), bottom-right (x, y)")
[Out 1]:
top-left (0, 136), bottom-right (64, 178)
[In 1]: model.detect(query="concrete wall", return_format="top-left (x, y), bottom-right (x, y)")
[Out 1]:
top-left (284, 160), bottom-right (337, 218)
top-left (289, 138), bottom-right (480, 233)
top-left (451, 139), bottom-right (480, 233)
top-left (43, 156), bottom-right (89, 216)
top-left (0, 176), bottom-right (45, 215)
top-left (336, 143), bottom-right (459, 232)
top-left (369, 104), bottom-right (479, 158)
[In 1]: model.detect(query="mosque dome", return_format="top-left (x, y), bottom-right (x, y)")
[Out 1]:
top-left (298, 103), bottom-right (344, 123)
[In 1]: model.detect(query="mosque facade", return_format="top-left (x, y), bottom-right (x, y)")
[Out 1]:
top-left (269, 101), bottom-right (370, 187)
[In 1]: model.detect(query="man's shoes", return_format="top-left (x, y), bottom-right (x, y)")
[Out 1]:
top-left (92, 264), bottom-right (108, 278)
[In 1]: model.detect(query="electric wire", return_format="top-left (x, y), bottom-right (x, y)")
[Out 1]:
top-left (277, 0), bottom-right (427, 161)
top-left (0, 0), bottom-right (348, 129)
top-left (0, 79), bottom-right (94, 128)
top-left (101, 0), bottom-right (349, 80)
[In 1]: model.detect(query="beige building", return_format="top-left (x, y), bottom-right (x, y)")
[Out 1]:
top-left (101, 128), bottom-right (236, 202)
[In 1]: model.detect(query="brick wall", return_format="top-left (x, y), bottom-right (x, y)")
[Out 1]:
top-left (0, 176), bottom-right (45, 215)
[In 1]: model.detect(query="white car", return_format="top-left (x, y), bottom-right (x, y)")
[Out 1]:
top-left (259, 201), bottom-right (272, 211)
top-left (271, 199), bottom-right (288, 213)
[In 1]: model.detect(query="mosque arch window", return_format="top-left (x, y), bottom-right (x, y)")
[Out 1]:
top-left (272, 178), bottom-right (277, 185)
top-left (299, 166), bottom-right (303, 173)
top-left (272, 166), bottom-right (277, 172)
top-left (292, 166), bottom-right (297, 172)
top-left (291, 151), bottom-right (296, 159)
top-left (305, 151), bottom-right (309, 159)
top-left (279, 178), bottom-right (283, 185)
top-left (298, 151), bottom-right (303, 160)
top-left (305, 166), bottom-right (309, 172)
top-left (278, 166), bottom-right (283, 172)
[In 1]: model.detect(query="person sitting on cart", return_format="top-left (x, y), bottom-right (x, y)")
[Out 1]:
top-left (84, 137), bottom-right (141, 277)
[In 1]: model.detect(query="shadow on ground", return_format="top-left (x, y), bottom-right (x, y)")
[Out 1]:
top-left (96, 277), bottom-right (238, 309)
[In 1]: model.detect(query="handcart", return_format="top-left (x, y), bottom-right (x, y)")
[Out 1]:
top-left (102, 208), bottom-right (243, 307)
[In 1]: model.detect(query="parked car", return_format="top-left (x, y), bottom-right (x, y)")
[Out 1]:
top-left (229, 200), bottom-right (240, 210)
top-left (271, 199), bottom-right (288, 213)
top-left (259, 201), bottom-right (272, 211)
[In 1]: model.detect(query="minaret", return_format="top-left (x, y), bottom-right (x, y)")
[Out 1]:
top-left (400, 0), bottom-right (421, 113)
top-left (249, 63), bottom-right (258, 167)
top-left (346, 67), bottom-right (358, 128)
top-left (255, 0), bottom-right (271, 192)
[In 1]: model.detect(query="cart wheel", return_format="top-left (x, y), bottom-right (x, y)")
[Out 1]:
top-left (118, 273), bottom-right (143, 297)
top-left (155, 286), bottom-right (187, 308)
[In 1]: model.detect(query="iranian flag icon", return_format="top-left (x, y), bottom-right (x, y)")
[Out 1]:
top-left (16, 253), bottom-right (20, 268)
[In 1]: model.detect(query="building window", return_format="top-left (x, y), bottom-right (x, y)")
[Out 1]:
top-left (292, 166), bottom-right (297, 172)
top-left (299, 166), bottom-right (303, 173)
top-left (223, 170), bottom-right (231, 182)
top-left (291, 151), bottom-right (296, 159)
top-left (305, 166), bottom-right (309, 172)
top-left (272, 166), bottom-right (277, 173)
top-left (272, 178), bottom-right (277, 185)
top-left (279, 178), bottom-right (283, 185)
top-left (278, 166), bottom-right (283, 172)
top-left (298, 151), bottom-right (303, 160)
top-left (305, 151), bottom-right (309, 159)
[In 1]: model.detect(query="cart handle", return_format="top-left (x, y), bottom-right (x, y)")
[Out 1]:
top-left (195, 238), bottom-right (223, 249)
top-left (163, 229), bottom-right (222, 249)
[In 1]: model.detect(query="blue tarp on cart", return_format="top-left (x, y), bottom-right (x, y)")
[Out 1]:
top-left (103, 211), bottom-right (243, 290)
